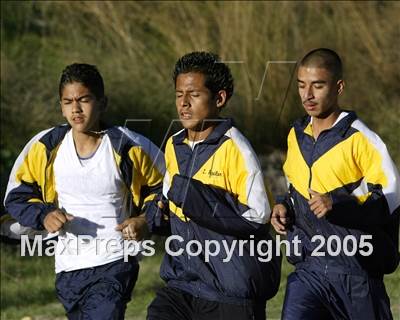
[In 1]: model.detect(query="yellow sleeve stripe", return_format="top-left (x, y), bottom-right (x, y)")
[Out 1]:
top-left (169, 201), bottom-right (188, 221)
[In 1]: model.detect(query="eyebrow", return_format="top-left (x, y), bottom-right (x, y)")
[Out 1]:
top-left (175, 88), bottom-right (205, 92)
top-left (297, 79), bottom-right (327, 84)
top-left (62, 94), bottom-right (92, 101)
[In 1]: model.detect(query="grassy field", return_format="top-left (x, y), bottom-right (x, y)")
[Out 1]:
top-left (1, 2), bottom-right (399, 319)
top-left (1, 239), bottom-right (399, 320)
top-left (1, 2), bottom-right (400, 200)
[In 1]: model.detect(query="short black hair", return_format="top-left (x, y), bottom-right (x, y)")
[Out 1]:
top-left (173, 52), bottom-right (234, 104)
top-left (59, 63), bottom-right (104, 99)
top-left (300, 48), bottom-right (343, 80)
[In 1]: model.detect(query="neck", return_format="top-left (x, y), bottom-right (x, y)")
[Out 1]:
top-left (187, 123), bottom-right (216, 141)
top-left (72, 130), bottom-right (103, 157)
top-left (312, 108), bottom-right (341, 139)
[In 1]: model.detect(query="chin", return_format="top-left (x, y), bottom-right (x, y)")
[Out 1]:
top-left (304, 109), bottom-right (321, 118)
top-left (70, 124), bottom-right (90, 133)
top-left (180, 119), bottom-right (201, 130)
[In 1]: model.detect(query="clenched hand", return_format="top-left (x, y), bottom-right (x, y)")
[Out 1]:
top-left (115, 213), bottom-right (149, 241)
top-left (43, 209), bottom-right (74, 233)
top-left (308, 188), bottom-right (332, 218)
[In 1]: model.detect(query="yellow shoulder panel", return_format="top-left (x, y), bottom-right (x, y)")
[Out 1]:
top-left (311, 134), bottom-right (363, 193)
top-left (283, 128), bottom-right (310, 199)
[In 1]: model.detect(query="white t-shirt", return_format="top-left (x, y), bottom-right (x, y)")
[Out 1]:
top-left (188, 139), bottom-right (204, 150)
top-left (53, 131), bottom-right (130, 273)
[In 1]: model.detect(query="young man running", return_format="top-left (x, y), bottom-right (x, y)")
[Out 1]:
top-left (147, 52), bottom-right (281, 320)
top-left (271, 48), bottom-right (400, 319)
top-left (4, 63), bottom-right (164, 319)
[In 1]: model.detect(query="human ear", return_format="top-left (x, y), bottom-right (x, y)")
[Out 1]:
top-left (216, 90), bottom-right (227, 109)
top-left (337, 80), bottom-right (345, 95)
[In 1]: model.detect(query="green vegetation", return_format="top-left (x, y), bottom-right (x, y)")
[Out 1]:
top-left (1, 240), bottom-right (399, 320)
top-left (1, 2), bottom-right (399, 319)
top-left (1, 2), bottom-right (399, 183)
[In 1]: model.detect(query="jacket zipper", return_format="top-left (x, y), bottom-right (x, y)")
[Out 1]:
top-left (183, 143), bottom-right (197, 273)
top-left (303, 137), bottom-right (317, 235)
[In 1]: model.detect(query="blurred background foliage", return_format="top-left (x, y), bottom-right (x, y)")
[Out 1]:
top-left (1, 2), bottom-right (399, 319)
top-left (1, 1), bottom-right (399, 197)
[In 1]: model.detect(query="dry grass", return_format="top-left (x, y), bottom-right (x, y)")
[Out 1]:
top-left (1, 3), bottom-right (399, 318)
top-left (1, 2), bottom-right (399, 163)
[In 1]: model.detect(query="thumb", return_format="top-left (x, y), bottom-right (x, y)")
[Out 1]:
top-left (157, 201), bottom-right (165, 209)
top-left (308, 188), bottom-right (320, 197)
top-left (272, 205), bottom-right (280, 215)
top-left (115, 221), bottom-right (128, 231)
top-left (65, 213), bottom-right (74, 221)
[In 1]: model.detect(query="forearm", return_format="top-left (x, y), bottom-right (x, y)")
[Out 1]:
top-left (5, 198), bottom-right (56, 230)
top-left (167, 174), bottom-right (268, 238)
top-left (326, 191), bottom-right (391, 229)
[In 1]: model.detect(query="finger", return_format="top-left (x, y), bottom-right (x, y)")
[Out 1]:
top-left (45, 224), bottom-right (55, 233)
top-left (273, 204), bottom-right (287, 215)
top-left (157, 201), bottom-right (164, 209)
top-left (314, 206), bottom-right (327, 218)
top-left (126, 226), bottom-right (135, 239)
top-left (276, 209), bottom-right (287, 218)
top-left (122, 232), bottom-right (130, 240)
top-left (271, 217), bottom-right (285, 231)
top-left (271, 215), bottom-right (285, 226)
top-left (50, 220), bottom-right (62, 232)
top-left (308, 196), bottom-right (318, 205)
top-left (316, 209), bottom-right (327, 219)
top-left (65, 213), bottom-right (74, 221)
top-left (55, 212), bottom-right (67, 224)
top-left (122, 228), bottom-right (131, 239)
top-left (45, 215), bottom-right (63, 232)
top-left (271, 207), bottom-right (280, 215)
top-left (309, 201), bottom-right (321, 212)
top-left (308, 188), bottom-right (321, 197)
top-left (322, 198), bottom-right (332, 211)
top-left (115, 222), bottom-right (127, 231)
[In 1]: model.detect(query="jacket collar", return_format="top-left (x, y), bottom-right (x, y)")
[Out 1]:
top-left (172, 118), bottom-right (234, 145)
top-left (294, 110), bottom-right (357, 138)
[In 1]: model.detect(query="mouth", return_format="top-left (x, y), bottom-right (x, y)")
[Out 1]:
top-left (180, 111), bottom-right (192, 120)
top-left (303, 102), bottom-right (317, 110)
top-left (72, 116), bottom-right (84, 124)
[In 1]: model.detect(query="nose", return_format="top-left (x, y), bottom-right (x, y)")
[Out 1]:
top-left (71, 100), bottom-right (82, 113)
top-left (179, 94), bottom-right (190, 108)
top-left (303, 86), bottom-right (314, 100)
